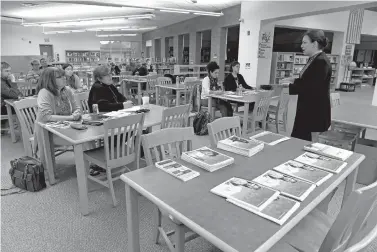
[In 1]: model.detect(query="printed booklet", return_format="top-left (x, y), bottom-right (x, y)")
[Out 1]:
top-left (217, 135), bottom-right (264, 157)
top-left (250, 131), bottom-right (290, 146)
top-left (155, 159), bottom-right (200, 182)
top-left (304, 142), bottom-right (353, 161)
top-left (295, 152), bottom-right (348, 174)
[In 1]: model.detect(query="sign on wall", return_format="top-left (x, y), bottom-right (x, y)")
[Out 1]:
top-left (258, 31), bottom-right (273, 59)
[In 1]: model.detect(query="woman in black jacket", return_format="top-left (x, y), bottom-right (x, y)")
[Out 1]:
top-left (282, 30), bottom-right (332, 141)
top-left (223, 61), bottom-right (253, 91)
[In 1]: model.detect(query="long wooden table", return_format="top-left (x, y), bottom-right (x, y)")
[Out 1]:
top-left (120, 137), bottom-right (364, 252)
top-left (155, 84), bottom-right (186, 106)
top-left (38, 104), bottom-right (166, 215)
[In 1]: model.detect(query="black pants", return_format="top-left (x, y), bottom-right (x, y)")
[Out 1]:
top-left (291, 129), bottom-right (312, 141)
top-left (1, 105), bottom-right (15, 115)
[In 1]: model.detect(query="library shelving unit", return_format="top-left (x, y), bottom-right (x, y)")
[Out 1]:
top-left (350, 68), bottom-right (376, 87)
top-left (174, 65), bottom-right (207, 78)
top-left (66, 50), bottom-right (100, 65)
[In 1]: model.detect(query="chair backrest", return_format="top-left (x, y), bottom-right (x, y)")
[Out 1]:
top-left (18, 82), bottom-right (34, 97)
top-left (161, 105), bottom-right (190, 129)
top-left (208, 116), bottom-right (242, 147)
top-left (74, 91), bottom-right (90, 114)
top-left (318, 180), bottom-right (377, 252)
top-left (184, 80), bottom-right (201, 104)
top-left (184, 77), bottom-right (198, 83)
top-left (103, 113), bottom-right (145, 168)
top-left (252, 91), bottom-right (274, 121)
top-left (331, 93), bottom-right (341, 108)
top-left (146, 74), bottom-right (158, 93)
top-left (277, 88), bottom-right (290, 115)
top-left (157, 77), bottom-right (172, 86)
top-left (141, 127), bottom-right (195, 166)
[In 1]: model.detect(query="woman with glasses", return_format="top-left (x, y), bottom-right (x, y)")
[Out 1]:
top-left (26, 59), bottom-right (41, 84)
top-left (88, 65), bottom-right (133, 113)
top-left (62, 63), bottom-right (82, 90)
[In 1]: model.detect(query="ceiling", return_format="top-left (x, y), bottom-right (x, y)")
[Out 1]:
top-left (1, 0), bottom-right (241, 34)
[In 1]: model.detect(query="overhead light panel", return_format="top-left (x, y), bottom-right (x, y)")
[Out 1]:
top-left (193, 12), bottom-right (223, 16)
top-left (160, 9), bottom-right (190, 14)
top-left (97, 34), bottom-right (137, 37)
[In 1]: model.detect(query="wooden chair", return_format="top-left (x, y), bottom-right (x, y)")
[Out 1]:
top-left (74, 91), bottom-right (90, 114)
top-left (184, 77), bottom-right (198, 83)
top-left (0, 115), bottom-right (10, 134)
top-left (18, 82), bottom-right (34, 97)
top-left (141, 127), bottom-right (199, 252)
top-left (145, 75), bottom-right (158, 104)
top-left (275, 179), bottom-right (377, 252)
top-left (157, 77), bottom-right (175, 106)
top-left (268, 88), bottom-right (290, 133)
top-left (83, 113), bottom-right (144, 206)
top-left (161, 105), bottom-right (190, 129)
top-left (208, 116), bottom-right (242, 147)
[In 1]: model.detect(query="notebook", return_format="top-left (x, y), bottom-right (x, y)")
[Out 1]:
top-left (295, 152), bottom-right (348, 174)
top-left (217, 135), bottom-right (264, 157)
top-left (250, 131), bottom-right (290, 146)
top-left (304, 143), bottom-right (353, 161)
top-left (155, 159), bottom-right (200, 182)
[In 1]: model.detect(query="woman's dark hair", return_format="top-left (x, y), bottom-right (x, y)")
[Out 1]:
top-left (230, 61), bottom-right (240, 72)
top-left (62, 63), bottom-right (73, 70)
top-left (36, 67), bottom-right (65, 96)
top-left (304, 30), bottom-right (329, 50)
top-left (206, 61), bottom-right (220, 73)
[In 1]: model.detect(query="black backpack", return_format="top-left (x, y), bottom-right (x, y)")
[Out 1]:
top-left (193, 110), bottom-right (211, 136)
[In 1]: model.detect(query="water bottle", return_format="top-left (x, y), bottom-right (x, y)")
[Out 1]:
top-left (92, 104), bottom-right (99, 114)
top-left (176, 76), bottom-right (180, 86)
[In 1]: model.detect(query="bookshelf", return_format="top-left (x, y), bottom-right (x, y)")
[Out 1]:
top-left (66, 50), bottom-right (100, 65)
top-left (174, 64), bottom-right (207, 78)
top-left (349, 68), bottom-right (376, 87)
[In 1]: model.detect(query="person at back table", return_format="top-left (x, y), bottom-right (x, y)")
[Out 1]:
top-left (281, 30), bottom-right (332, 142)
top-left (88, 65), bottom-right (133, 113)
top-left (201, 62), bottom-right (233, 117)
top-left (1, 61), bottom-right (23, 114)
top-left (132, 60), bottom-right (148, 76)
top-left (26, 59), bottom-right (41, 84)
top-left (39, 58), bottom-right (51, 70)
top-left (62, 63), bottom-right (82, 90)
top-left (223, 61), bottom-right (253, 92)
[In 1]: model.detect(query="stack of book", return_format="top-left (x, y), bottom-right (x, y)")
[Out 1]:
top-left (250, 131), bottom-right (290, 146)
top-left (155, 159), bottom-right (200, 182)
top-left (303, 142), bottom-right (353, 161)
top-left (295, 152), bottom-right (348, 174)
top-left (181, 147), bottom-right (234, 172)
top-left (217, 135), bottom-right (264, 157)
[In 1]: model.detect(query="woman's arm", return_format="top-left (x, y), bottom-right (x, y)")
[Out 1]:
top-left (37, 89), bottom-right (74, 122)
top-left (66, 87), bottom-right (81, 118)
top-left (74, 74), bottom-right (82, 89)
top-left (201, 77), bottom-right (210, 97)
top-left (239, 74), bottom-right (252, 89)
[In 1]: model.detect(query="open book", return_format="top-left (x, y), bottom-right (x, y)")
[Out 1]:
top-left (155, 159), bottom-right (200, 182)
top-left (227, 195), bottom-right (300, 225)
top-left (250, 131), bottom-right (290, 146)
top-left (273, 160), bottom-right (333, 186)
top-left (217, 135), bottom-right (264, 157)
top-left (181, 147), bottom-right (234, 172)
top-left (304, 142), bottom-right (353, 161)
top-left (253, 170), bottom-right (316, 201)
top-left (295, 152), bottom-right (348, 174)
top-left (210, 177), bottom-right (279, 212)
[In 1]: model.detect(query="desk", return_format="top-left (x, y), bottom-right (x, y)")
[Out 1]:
top-left (332, 102), bottom-right (377, 130)
top-left (120, 78), bottom-right (147, 105)
top-left (38, 104), bottom-right (165, 215)
top-left (156, 84), bottom-right (186, 106)
top-left (121, 137), bottom-right (364, 252)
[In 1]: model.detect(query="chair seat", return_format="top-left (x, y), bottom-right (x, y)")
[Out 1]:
top-left (84, 146), bottom-right (107, 168)
top-left (268, 105), bottom-right (278, 114)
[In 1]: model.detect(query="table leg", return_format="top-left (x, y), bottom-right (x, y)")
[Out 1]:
top-left (41, 127), bottom-right (56, 185)
top-left (174, 225), bottom-right (185, 252)
top-left (138, 82), bottom-right (142, 105)
top-left (208, 97), bottom-right (213, 120)
top-left (176, 90), bottom-right (181, 106)
top-left (156, 86), bottom-right (160, 106)
top-left (242, 103), bottom-right (250, 137)
top-left (126, 183), bottom-right (140, 252)
top-left (6, 103), bottom-right (16, 143)
top-left (342, 166), bottom-right (359, 208)
top-left (74, 144), bottom-right (89, 216)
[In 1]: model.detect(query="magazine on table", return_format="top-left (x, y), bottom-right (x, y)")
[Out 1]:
top-left (103, 111), bottom-right (132, 118)
top-left (217, 135), bottom-right (264, 157)
top-left (303, 142), bottom-right (353, 161)
top-left (155, 159), bottom-right (200, 182)
top-left (250, 131), bottom-right (290, 146)
top-left (45, 121), bottom-right (71, 129)
top-left (226, 195), bottom-right (300, 225)
top-left (210, 177), bottom-right (279, 211)
top-left (181, 147), bottom-right (234, 172)
top-left (295, 152), bottom-right (348, 174)
top-left (273, 160), bottom-right (333, 186)
top-left (252, 170), bottom-right (316, 201)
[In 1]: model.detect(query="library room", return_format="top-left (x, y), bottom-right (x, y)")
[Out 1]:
top-left (1, 1), bottom-right (377, 252)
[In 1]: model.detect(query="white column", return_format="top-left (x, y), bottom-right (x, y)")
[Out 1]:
top-left (372, 79), bottom-right (377, 106)
top-left (161, 38), bottom-right (166, 61)
top-left (173, 35), bottom-right (179, 61)
top-left (256, 21), bottom-right (275, 86)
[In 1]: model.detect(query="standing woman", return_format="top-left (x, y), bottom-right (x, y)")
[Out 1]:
top-left (282, 30), bottom-right (332, 141)
top-left (62, 64), bottom-right (82, 90)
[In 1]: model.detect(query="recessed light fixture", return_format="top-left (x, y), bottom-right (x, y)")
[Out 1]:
top-left (21, 2), bottom-right (39, 7)
top-left (97, 34), bottom-right (137, 37)
top-left (160, 9), bottom-right (190, 14)
top-left (42, 26), bottom-right (157, 34)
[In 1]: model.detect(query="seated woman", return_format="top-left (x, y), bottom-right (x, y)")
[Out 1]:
top-left (201, 62), bottom-right (233, 117)
top-left (62, 64), bottom-right (82, 90)
top-left (88, 65), bottom-right (133, 113)
top-left (26, 59), bottom-right (41, 84)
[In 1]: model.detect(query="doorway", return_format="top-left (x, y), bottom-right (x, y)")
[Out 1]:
top-left (39, 44), bottom-right (53, 61)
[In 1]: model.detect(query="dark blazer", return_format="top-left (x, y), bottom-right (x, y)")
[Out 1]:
top-left (289, 52), bottom-right (332, 141)
top-left (132, 66), bottom-right (148, 76)
top-left (223, 73), bottom-right (252, 91)
top-left (88, 81), bottom-right (126, 112)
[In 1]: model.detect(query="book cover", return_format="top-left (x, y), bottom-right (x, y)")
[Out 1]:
top-left (304, 143), bottom-right (353, 161)
top-left (182, 147), bottom-right (234, 168)
top-left (155, 159), bottom-right (199, 182)
top-left (295, 152), bottom-right (348, 174)
top-left (273, 160), bottom-right (333, 186)
top-left (210, 177), bottom-right (279, 211)
top-left (218, 135), bottom-right (263, 151)
top-left (250, 131), bottom-right (290, 146)
top-left (252, 170), bottom-right (316, 201)
top-left (227, 195), bottom-right (300, 225)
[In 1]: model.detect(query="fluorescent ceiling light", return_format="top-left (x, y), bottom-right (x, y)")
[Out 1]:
top-left (160, 9), bottom-right (190, 14)
top-left (43, 29), bottom-right (87, 34)
top-left (97, 34), bottom-right (137, 37)
top-left (193, 12), bottom-right (222, 16)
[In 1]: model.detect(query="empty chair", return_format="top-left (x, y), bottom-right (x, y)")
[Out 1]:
top-left (145, 74), bottom-right (158, 103)
top-left (18, 82), bottom-right (34, 97)
top-left (74, 91), bottom-right (90, 114)
top-left (208, 116), bottom-right (242, 147)
top-left (157, 77), bottom-right (175, 106)
top-left (161, 104), bottom-right (190, 129)
top-left (141, 127), bottom-right (199, 252)
top-left (268, 88), bottom-right (290, 133)
top-left (157, 76), bottom-right (172, 86)
top-left (83, 113), bottom-right (145, 206)
top-left (183, 80), bottom-right (201, 105)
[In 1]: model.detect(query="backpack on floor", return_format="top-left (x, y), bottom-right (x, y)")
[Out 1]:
top-left (193, 110), bottom-right (211, 136)
top-left (9, 156), bottom-right (46, 192)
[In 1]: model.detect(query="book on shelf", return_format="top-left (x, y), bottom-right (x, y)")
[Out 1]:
top-left (303, 142), bottom-right (353, 161)
top-left (227, 195), bottom-right (300, 225)
top-left (155, 159), bottom-right (200, 182)
top-left (181, 147), bottom-right (234, 172)
top-left (295, 152), bottom-right (347, 174)
top-left (253, 170), bottom-right (316, 201)
top-left (217, 135), bottom-right (264, 157)
top-left (250, 131), bottom-right (290, 146)
top-left (273, 160), bottom-right (333, 186)
top-left (210, 177), bottom-right (279, 211)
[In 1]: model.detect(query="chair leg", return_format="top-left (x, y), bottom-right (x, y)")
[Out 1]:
top-left (173, 224), bottom-right (185, 252)
top-left (106, 168), bottom-right (118, 206)
top-left (361, 128), bottom-right (366, 139)
top-left (275, 116), bottom-right (280, 134)
top-left (153, 207), bottom-right (162, 244)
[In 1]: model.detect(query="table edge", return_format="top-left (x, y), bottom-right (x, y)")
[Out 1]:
top-left (331, 119), bottom-right (377, 130)
top-left (207, 94), bottom-right (257, 103)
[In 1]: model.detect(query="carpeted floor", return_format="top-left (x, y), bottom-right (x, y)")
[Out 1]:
top-left (1, 86), bottom-right (376, 252)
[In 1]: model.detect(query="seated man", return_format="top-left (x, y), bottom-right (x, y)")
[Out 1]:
top-left (26, 59), bottom-right (41, 84)
top-left (1, 62), bottom-right (23, 115)
top-left (132, 60), bottom-right (148, 76)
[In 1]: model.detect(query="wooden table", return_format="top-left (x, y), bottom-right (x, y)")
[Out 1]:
top-left (156, 84), bottom-right (186, 106)
top-left (120, 137), bottom-right (365, 252)
top-left (120, 78), bottom-right (147, 105)
top-left (332, 101), bottom-right (377, 130)
top-left (38, 104), bottom-right (166, 215)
